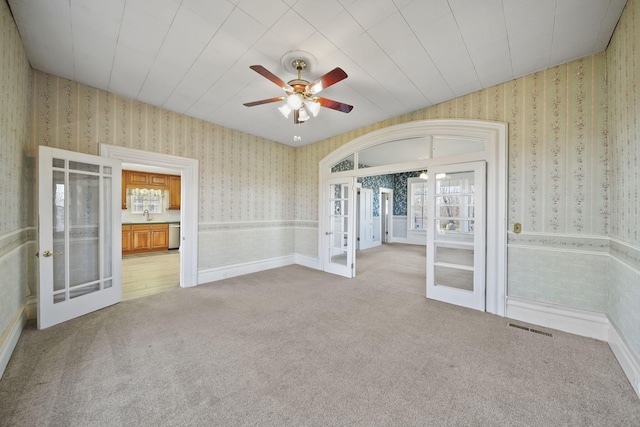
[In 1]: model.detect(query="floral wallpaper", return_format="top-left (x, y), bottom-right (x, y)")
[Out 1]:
top-left (605, 0), bottom-right (640, 358)
top-left (357, 174), bottom-right (394, 216)
top-left (32, 72), bottom-right (297, 225)
top-left (295, 54), bottom-right (608, 238)
top-left (0, 0), bottom-right (33, 350)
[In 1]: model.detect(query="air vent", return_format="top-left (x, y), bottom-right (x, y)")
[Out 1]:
top-left (508, 322), bottom-right (553, 337)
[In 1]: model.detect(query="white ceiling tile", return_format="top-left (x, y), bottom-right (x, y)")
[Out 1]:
top-left (171, 6), bottom-right (220, 46)
top-left (181, 0), bottom-right (235, 27)
top-left (155, 30), bottom-right (205, 67)
top-left (125, 0), bottom-right (181, 25)
top-left (206, 29), bottom-right (252, 60)
top-left (414, 12), bottom-right (476, 87)
top-left (400, 0), bottom-right (451, 30)
top-left (221, 7), bottom-right (268, 48)
top-left (367, 12), bottom-right (413, 52)
top-left (317, 10), bottom-right (364, 47)
top-left (252, 31), bottom-right (292, 62)
top-left (109, 46), bottom-right (155, 93)
top-left (270, 10), bottom-right (317, 46)
top-left (297, 32), bottom-right (340, 64)
top-left (340, 33), bottom-right (395, 78)
top-left (237, 0), bottom-right (291, 28)
top-left (118, 10), bottom-right (169, 55)
top-left (342, 0), bottom-right (399, 30)
top-left (292, 0), bottom-right (345, 29)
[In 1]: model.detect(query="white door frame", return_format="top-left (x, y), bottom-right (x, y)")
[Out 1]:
top-left (379, 188), bottom-right (393, 243)
top-left (318, 120), bottom-right (507, 316)
top-left (100, 144), bottom-right (199, 288)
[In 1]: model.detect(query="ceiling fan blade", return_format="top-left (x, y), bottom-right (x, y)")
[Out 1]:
top-left (243, 96), bottom-right (285, 107)
top-left (249, 65), bottom-right (292, 91)
top-left (307, 67), bottom-right (348, 94)
top-left (316, 97), bottom-right (353, 113)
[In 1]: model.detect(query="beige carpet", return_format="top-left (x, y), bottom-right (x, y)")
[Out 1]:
top-left (1, 244), bottom-right (639, 426)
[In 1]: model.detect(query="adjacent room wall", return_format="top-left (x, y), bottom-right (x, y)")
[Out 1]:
top-left (606, 0), bottom-right (640, 358)
top-left (0, 0), bottom-right (33, 371)
top-left (30, 72), bottom-right (297, 273)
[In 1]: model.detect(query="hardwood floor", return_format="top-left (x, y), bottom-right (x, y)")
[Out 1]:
top-left (122, 251), bottom-right (179, 300)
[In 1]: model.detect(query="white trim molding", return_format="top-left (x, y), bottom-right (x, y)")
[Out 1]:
top-left (199, 255), bottom-right (296, 284)
top-left (609, 320), bottom-right (640, 399)
top-left (507, 297), bottom-right (610, 340)
top-left (507, 297), bottom-right (640, 400)
top-left (0, 305), bottom-right (27, 379)
top-left (100, 144), bottom-right (199, 288)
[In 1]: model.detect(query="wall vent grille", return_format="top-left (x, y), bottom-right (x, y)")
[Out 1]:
top-left (508, 322), bottom-right (553, 337)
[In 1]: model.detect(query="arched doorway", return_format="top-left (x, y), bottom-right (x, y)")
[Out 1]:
top-left (318, 120), bottom-right (507, 315)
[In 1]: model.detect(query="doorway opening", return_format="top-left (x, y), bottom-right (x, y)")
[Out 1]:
top-left (121, 163), bottom-right (181, 300)
top-left (318, 120), bottom-right (507, 316)
top-left (100, 145), bottom-right (199, 290)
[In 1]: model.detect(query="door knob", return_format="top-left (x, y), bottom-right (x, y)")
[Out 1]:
top-left (325, 231), bottom-right (333, 235)
top-left (42, 250), bottom-right (63, 257)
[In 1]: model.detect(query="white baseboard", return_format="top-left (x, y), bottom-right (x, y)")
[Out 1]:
top-left (198, 255), bottom-right (296, 284)
top-left (608, 320), bottom-right (640, 399)
top-left (0, 305), bottom-right (27, 379)
top-left (507, 297), bottom-right (640, 400)
top-left (506, 297), bottom-right (610, 341)
top-left (295, 254), bottom-right (320, 270)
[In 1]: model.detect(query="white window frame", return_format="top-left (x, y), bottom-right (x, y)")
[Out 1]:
top-left (407, 177), bottom-right (428, 231)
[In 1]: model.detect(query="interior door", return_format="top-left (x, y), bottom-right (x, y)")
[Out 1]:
top-left (38, 146), bottom-right (122, 329)
top-left (426, 162), bottom-right (486, 311)
top-left (358, 188), bottom-right (375, 250)
top-left (323, 177), bottom-right (355, 278)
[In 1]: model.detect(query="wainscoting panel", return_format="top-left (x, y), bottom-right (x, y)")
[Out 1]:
top-left (507, 233), bottom-right (609, 313)
top-left (198, 222), bottom-right (295, 270)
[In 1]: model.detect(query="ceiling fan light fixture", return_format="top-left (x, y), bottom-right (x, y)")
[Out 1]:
top-left (278, 104), bottom-right (292, 118)
top-left (306, 100), bottom-right (320, 117)
top-left (287, 93), bottom-right (302, 109)
top-left (298, 107), bottom-right (310, 122)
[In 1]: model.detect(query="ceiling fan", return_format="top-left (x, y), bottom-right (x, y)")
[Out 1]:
top-left (243, 59), bottom-right (353, 124)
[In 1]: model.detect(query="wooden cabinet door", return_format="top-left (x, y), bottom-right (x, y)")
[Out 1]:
top-left (168, 176), bottom-right (181, 210)
top-left (151, 226), bottom-right (168, 249)
top-left (122, 226), bottom-right (132, 252)
top-left (149, 174), bottom-right (168, 187)
top-left (132, 227), bottom-right (152, 250)
top-left (127, 171), bottom-right (149, 186)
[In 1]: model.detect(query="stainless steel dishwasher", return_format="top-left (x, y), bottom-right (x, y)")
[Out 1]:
top-left (168, 223), bottom-right (180, 249)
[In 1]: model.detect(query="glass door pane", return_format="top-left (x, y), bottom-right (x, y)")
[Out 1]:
top-left (324, 177), bottom-right (355, 278)
top-left (38, 146), bottom-right (122, 329)
top-left (427, 162), bottom-right (486, 311)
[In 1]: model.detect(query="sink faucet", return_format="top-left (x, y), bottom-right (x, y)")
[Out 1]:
top-left (143, 209), bottom-right (150, 221)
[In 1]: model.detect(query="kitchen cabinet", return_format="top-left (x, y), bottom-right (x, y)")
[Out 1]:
top-left (124, 171), bottom-right (169, 189)
top-left (168, 175), bottom-right (181, 210)
top-left (123, 224), bottom-right (169, 255)
top-left (122, 225), bottom-right (132, 252)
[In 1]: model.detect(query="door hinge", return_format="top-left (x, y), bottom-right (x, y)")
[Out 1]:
top-left (351, 263), bottom-right (354, 269)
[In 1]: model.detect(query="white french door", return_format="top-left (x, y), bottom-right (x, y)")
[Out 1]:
top-left (38, 146), bottom-right (122, 329)
top-left (323, 177), bottom-right (356, 278)
top-left (426, 161), bottom-right (486, 311)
